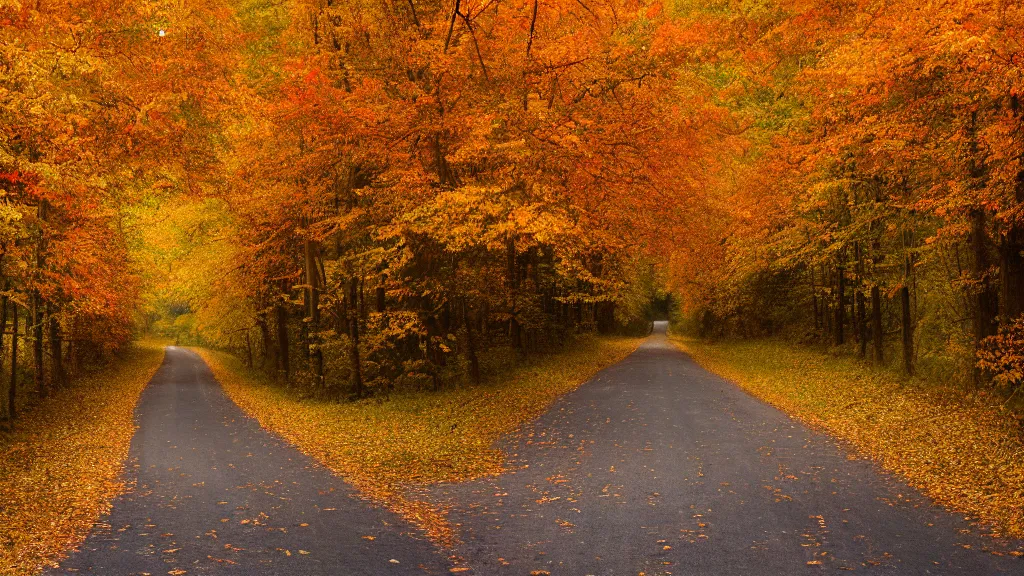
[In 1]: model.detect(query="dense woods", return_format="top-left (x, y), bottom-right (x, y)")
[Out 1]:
top-left (141, 0), bottom-right (703, 396)
top-left (3, 0), bottom-right (1024, 417)
top-left (681, 0), bottom-right (1024, 394)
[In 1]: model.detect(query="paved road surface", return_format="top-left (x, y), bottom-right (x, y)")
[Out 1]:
top-left (51, 347), bottom-right (451, 575)
top-left (53, 326), bottom-right (1022, 575)
top-left (430, 322), bottom-right (1022, 574)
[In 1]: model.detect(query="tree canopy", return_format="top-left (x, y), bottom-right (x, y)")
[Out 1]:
top-left (2, 0), bottom-right (1024, 409)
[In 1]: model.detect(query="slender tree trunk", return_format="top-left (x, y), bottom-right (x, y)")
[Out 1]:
top-left (48, 310), bottom-right (64, 388)
top-left (298, 321), bottom-right (309, 360)
top-left (970, 209), bottom-right (999, 385)
top-left (900, 285), bottom-right (913, 375)
top-left (359, 276), bottom-right (366, 319)
top-left (32, 293), bottom-right (44, 397)
top-left (463, 301), bottom-right (480, 385)
top-left (257, 313), bottom-right (275, 371)
top-left (245, 331), bottom-right (253, 368)
top-left (376, 282), bottom-right (386, 313)
top-left (1002, 104), bottom-right (1024, 322)
top-left (9, 303), bottom-right (17, 419)
top-left (901, 232), bottom-right (916, 376)
top-left (824, 298), bottom-right (832, 337)
top-left (871, 285), bottom-right (883, 363)
top-left (0, 294), bottom-right (6, 418)
top-left (506, 238), bottom-right (522, 350)
top-left (67, 319), bottom-right (78, 376)
top-left (1000, 226), bottom-right (1024, 322)
top-left (348, 276), bottom-right (363, 397)
top-left (275, 299), bottom-right (290, 384)
top-left (304, 236), bottom-right (323, 387)
top-left (33, 201), bottom-right (46, 397)
top-left (811, 267), bottom-right (820, 331)
top-left (481, 299), bottom-right (490, 341)
top-left (834, 266), bottom-right (845, 346)
top-left (856, 291), bottom-right (867, 358)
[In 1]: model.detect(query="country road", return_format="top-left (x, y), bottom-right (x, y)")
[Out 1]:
top-left (50, 347), bottom-right (451, 575)
top-left (52, 325), bottom-right (1020, 575)
top-left (428, 322), bottom-right (1022, 574)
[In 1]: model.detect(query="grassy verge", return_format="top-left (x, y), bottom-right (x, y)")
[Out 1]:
top-left (0, 340), bottom-right (167, 575)
top-left (673, 335), bottom-right (1024, 541)
top-left (194, 334), bottom-right (642, 545)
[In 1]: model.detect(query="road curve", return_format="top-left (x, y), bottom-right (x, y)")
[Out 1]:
top-left (430, 321), bottom-right (1023, 575)
top-left (50, 347), bottom-right (451, 576)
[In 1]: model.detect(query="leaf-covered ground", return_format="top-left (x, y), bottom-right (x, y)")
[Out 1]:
top-left (674, 336), bottom-right (1024, 542)
top-left (0, 341), bottom-right (167, 575)
top-left (194, 335), bottom-right (641, 545)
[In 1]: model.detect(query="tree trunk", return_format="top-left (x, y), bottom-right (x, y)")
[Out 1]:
top-left (304, 236), bottom-right (323, 388)
top-left (856, 291), bottom-right (867, 358)
top-left (871, 285), bottom-right (883, 363)
top-left (810, 267), bottom-right (820, 331)
top-left (0, 295), bottom-right (6, 419)
top-left (66, 321), bottom-right (78, 377)
top-left (900, 285), bottom-right (913, 375)
top-left (48, 310), bottom-right (64, 388)
top-left (1000, 225), bottom-right (1024, 322)
top-left (32, 293), bottom-right (44, 397)
top-left (1003, 103), bottom-right (1024, 323)
top-left (970, 209), bottom-right (999, 385)
top-left (834, 266), bottom-right (845, 346)
top-left (823, 298), bottom-right (832, 338)
top-left (359, 276), bottom-right (366, 319)
top-left (348, 277), bottom-right (363, 397)
top-left (463, 301), bottom-right (481, 385)
top-left (275, 300), bottom-right (290, 384)
top-left (33, 200), bottom-right (46, 397)
top-left (510, 317), bottom-right (522, 349)
top-left (506, 238), bottom-right (522, 350)
top-left (9, 303), bottom-right (17, 419)
top-left (257, 313), bottom-right (275, 371)
top-left (245, 330), bottom-right (253, 368)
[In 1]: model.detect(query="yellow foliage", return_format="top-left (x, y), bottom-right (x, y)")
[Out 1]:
top-left (0, 341), bottom-right (167, 575)
top-left (194, 335), bottom-right (641, 545)
top-left (673, 336), bottom-right (1024, 540)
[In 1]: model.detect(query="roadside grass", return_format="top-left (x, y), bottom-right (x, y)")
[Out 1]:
top-left (672, 335), bottom-right (1024, 542)
top-left (0, 339), bottom-right (167, 575)
top-left (194, 334), bottom-right (642, 545)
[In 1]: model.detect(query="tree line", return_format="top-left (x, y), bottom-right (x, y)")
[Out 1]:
top-left (142, 0), bottom-right (703, 396)
top-left (678, 0), bottom-right (1024, 391)
top-left (6, 0), bottom-right (1022, 414)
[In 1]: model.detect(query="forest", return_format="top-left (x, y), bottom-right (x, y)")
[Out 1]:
top-left (3, 1), bottom-right (1024, 574)
top-left (2, 0), bottom-right (1022, 409)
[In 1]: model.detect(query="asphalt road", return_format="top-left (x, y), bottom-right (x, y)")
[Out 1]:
top-left (50, 347), bottom-right (451, 575)
top-left (430, 322), bottom-right (1023, 574)
top-left (52, 327), bottom-right (1022, 575)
